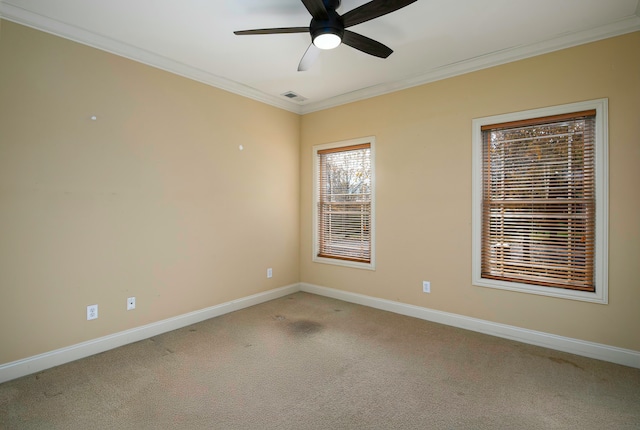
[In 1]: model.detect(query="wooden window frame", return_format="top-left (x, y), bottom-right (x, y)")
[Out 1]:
top-left (313, 137), bottom-right (375, 270)
top-left (472, 99), bottom-right (608, 304)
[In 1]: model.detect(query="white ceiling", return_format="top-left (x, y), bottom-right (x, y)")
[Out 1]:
top-left (2, 0), bottom-right (639, 114)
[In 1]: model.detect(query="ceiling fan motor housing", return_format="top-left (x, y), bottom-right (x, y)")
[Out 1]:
top-left (310, 8), bottom-right (345, 46)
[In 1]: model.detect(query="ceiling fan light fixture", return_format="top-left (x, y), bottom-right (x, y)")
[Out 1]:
top-left (313, 32), bottom-right (341, 50)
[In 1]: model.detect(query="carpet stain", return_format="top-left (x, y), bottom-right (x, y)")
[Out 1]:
top-left (334, 309), bottom-right (343, 312)
top-left (43, 391), bottom-right (63, 398)
top-left (288, 320), bottom-right (323, 336)
top-left (548, 357), bottom-right (584, 370)
top-left (165, 348), bottom-right (175, 354)
top-left (273, 315), bottom-right (287, 321)
top-left (189, 329), bottom-right (197, 332)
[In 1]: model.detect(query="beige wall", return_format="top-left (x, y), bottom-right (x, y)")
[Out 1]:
top-left (0, 21), bottom-right (300, 364)
top-left (1, 19), bottom-right (638, 366)
top-left (300, 32), bottom-right (640, 351)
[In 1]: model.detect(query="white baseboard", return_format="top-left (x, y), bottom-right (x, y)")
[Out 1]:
top-left (300, 283), bottom-right (640, 369)
top-left (0, 284), bottom-right (299, 384)
top-left (3, 282), bottom-right (638, 384)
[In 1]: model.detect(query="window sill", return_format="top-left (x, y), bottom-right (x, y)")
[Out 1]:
top-left (313, 255), bottom-right (375, 271)
top-left (472, 276), bottom-right (607, 304)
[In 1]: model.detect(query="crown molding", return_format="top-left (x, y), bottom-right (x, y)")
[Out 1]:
top-left (0, 3), bottom-right (303, 114)
top-left (2, 3), bottom-right (638, 116)
top-left (300, 14), bottom-right (640, 114)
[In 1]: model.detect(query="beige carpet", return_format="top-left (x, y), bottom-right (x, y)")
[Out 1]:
top-left (1, 292), bottom-right (639, 429)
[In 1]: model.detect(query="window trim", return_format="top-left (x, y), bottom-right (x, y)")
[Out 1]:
top-left (472, 99), bottom-right (608, 304)
top-left (312, 136), bottom-right (376, 270)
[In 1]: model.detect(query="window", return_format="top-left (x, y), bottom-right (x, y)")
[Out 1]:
top-left (472, 99), bottom-right (608, 303)
top-left (313, 137), bottom-right (375, 270)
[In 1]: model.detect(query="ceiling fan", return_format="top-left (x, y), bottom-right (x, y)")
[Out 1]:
top-left (234, 0), bottom-right (418, 71)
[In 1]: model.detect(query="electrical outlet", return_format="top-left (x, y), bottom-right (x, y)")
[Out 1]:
top-left (127, 297), bottom-right (136, 310)
top-left (422, 281), bottom-right (431, 293)
top-left (267, 268), bottom-right (273, 278)
top-left (87, 304), bottom-right (98, 320)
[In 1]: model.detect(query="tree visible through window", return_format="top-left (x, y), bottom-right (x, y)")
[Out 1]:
top-left (314, 140), bottom-right (374, 267)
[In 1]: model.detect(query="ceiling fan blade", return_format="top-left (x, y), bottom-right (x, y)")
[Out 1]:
top-left (298, 44), bottom-right (320, 71)
top-left (342, 0), bottom-right (418, 28)
top-left (342, 30), bottom-right (393, 58)
top-left (300, 0), bottom-right (329, 20)
top-left (234, 27), bottom-right (309, 35)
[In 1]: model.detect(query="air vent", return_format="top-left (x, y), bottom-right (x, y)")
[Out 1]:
top-left (281, 91), bottom-right (307, 102)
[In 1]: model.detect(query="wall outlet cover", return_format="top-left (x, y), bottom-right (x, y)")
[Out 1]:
top-left (422, 281), bottom-right (431, 293)
top-left (87, 304), bottom-right (98, 320)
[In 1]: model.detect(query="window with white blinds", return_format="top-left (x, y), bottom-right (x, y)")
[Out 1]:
top-left (313, 138), bottom-right (375, 269)
top-left (472, 99), bottom-right (608, 303)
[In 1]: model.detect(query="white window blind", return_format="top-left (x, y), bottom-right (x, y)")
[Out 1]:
top-left (317, 143), bottom-right (372, 263)
top-left (481, 111), bottom-right (596, 291)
